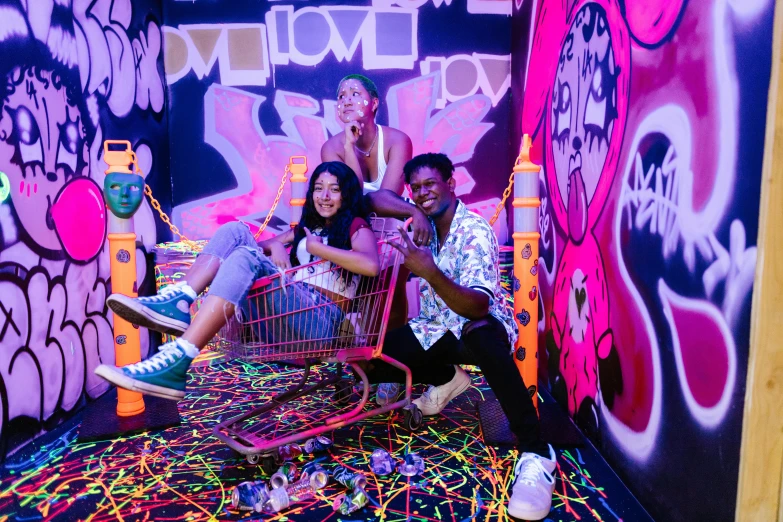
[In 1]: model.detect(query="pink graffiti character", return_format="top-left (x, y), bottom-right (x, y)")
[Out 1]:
top-left (0, 65), bottom-right (91, 257)
top-left (523, 0), bottom-right (685, 434)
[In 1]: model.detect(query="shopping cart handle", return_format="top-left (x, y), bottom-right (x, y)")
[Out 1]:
top-left (250, 276), bottom-right (276, 290)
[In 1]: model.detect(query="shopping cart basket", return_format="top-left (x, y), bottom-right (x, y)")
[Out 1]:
top-left (212, 218), bottom-right (421, 472)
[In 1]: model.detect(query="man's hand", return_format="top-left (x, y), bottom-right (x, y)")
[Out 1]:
top-left (388, 225), bottom-right (438, 279)
top-left (304, 227), bottom-right (324, 255)
top-left (410, 208), bottom-right (433, 247)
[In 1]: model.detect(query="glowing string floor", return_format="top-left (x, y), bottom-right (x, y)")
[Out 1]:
top-left (0, 351), bottom-right (652, 521)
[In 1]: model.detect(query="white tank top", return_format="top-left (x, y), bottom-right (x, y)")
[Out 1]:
top-left (293, 231), bottom-right (358, 299)
top-left (362, 125), bottom-right (387, 194)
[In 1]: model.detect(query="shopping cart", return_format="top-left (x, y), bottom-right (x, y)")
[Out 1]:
top-left (212, 218), bottom-right (421, 472)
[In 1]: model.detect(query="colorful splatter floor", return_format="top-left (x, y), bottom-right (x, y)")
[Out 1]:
top-left (0, 351), bottom-right (652, 521)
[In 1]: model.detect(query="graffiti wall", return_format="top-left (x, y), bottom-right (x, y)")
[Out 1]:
top-left (0, 0), bottom-right (169, 458)
top-left (513, 0), bottom-right (775, 519)
top-left (162, 0), bottom-right (515, 242)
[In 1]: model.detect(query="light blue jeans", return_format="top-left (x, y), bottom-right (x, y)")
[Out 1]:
top-left (201, 222), bottom-right (343, 346)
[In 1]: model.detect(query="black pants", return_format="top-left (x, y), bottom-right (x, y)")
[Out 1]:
top-left (367, 315), bottom-right (548, 456)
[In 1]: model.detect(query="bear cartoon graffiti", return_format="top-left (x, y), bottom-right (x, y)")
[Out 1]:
top-left (522, 0), bottom-right (687, 455)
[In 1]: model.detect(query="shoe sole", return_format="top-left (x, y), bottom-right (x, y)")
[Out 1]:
top-left (107, 294), bottom-right (189, 336)
top-left (95, 364), bottom-right (185, 401)
top-left (506, 502), bottom-right (552, 520)
top-left (414, 370), bottom-right (472, 416)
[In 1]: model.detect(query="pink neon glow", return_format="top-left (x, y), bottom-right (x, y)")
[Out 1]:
top-left (675, 307), bottom-right (726, 406)
top-left (284, 94), bottom-right (317, 108)
top-left (659, 281), bottom-right (734, 413)
top-left (181, 80), bottom-right (496, 239)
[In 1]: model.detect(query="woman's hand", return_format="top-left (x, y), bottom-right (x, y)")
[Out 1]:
top-left (268, 242), bottom-right (291, 270)
top-left (343, 121), bottom-right (362, 148)
top-left (304, 227), bottom-right (324, 255)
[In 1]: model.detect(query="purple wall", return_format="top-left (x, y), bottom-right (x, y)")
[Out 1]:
top-left (162, 0), bottom-right (515, 243)
top-left (0, 0), bottom-right (169, 458)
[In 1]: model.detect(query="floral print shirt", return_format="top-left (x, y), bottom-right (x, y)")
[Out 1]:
top-left (409, 200), bottom-right (518, 350)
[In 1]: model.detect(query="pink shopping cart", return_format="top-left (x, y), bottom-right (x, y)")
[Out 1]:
top-left (212, 219), bottom-right (421, 473)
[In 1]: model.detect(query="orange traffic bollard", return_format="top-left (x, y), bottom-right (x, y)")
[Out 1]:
top-left (512, 134), bottom-right (541, 409)
top-left (103, 140), bottom-right (145, 417)
top-left (288, 156), bottom-right (308, 228)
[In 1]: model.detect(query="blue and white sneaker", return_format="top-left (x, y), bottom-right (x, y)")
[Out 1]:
top-left (107, 282), bottom-right (197, 336)
top-left (94, 339), bottom-right (199, 400)
top-left (376, 382), bottom-right (401, 406)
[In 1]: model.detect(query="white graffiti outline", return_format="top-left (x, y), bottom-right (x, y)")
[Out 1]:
top-left (387, 73), bottom-right (494, 164)
top-left (265, 5), bottom-right (418, 70)
top-left (600, 211), bottom-right (663, 462)
top-left (372, 0), bottom-right (453, 8)
top-left (467, 0), bottom-right (511, 16)
top-left (602, 0), bottom-right (754, 458)
top-left (420, 53), bottom-right (512, 108)
top-left (727, 0), bottom-right (770, 19)
top-left (172, 85), bottom-right (332, 231)
top-left (163, 24), bottom-right (270, 87)
top-left (658, 280), bottom-right (737, 429)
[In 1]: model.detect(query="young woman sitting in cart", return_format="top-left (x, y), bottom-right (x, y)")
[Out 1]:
top-left (95, 161), bottom-right (380, 400)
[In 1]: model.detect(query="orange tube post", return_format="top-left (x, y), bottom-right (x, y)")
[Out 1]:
top-left (104, 140), bottom-right (145, 417)
top-left (108, 233), bottom-right (144, 416)
top-left (288, 156), bottom-right (308, 228)
top-left (512, 134), bottom-right (541, 409)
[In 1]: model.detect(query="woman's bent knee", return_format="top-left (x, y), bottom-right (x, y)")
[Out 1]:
top-left (221, 221), bottom-right (254, 241)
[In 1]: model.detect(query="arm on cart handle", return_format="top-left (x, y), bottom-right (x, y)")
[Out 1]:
top-left (304, 226), bottom-right (380, 277)
top-left (364, 189), bottom-right (433, 247)
top-left (258, 228), bottom-right (295, 270)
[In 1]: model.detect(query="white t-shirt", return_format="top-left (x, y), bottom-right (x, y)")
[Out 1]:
top-left (290, 218), bottom-right (370, 299)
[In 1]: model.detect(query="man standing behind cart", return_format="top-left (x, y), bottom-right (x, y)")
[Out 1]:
top-left (366, 153), bottom-right (557, 521)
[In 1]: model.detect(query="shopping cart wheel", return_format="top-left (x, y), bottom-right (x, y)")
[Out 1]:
top-left (334, 380), bottom-right (352, 404)
top-left (260, 454), bottom-right (281, 475)
top-left (402, 404), bottom-right (423, 431)
top-left (246, 453), bottom-right (261, 465)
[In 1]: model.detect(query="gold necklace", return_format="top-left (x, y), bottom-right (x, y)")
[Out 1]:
top-left (354, 124), bottom-right (378, 157)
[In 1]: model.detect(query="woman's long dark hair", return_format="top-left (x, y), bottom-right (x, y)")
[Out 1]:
top-left (289, 161), bottom-right (365, 270)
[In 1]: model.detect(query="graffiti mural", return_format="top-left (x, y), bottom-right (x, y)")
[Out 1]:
top-left (516, 0), bottom-right (773, 519)
top-left (173, 74), bottom-right (507, 241)
top-left (0, 0), bottom-right (168, 458)
top-left (164, 0), bottom-right (513, 244)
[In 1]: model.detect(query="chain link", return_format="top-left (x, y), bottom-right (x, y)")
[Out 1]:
top-left (135, 144), bottom-right (509, 240)
top-left (130, 152), bottom-right (291, 250)
top-left (253, 164), bottom-right (291, 240)
top-left (130, 152), bottom-right (204, 252)
top-left (489, 169), bottom-right (515, 226)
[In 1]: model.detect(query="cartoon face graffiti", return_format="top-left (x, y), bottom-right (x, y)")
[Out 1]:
top-left (550, 3), bottom-right (618, 244)
top-left (104, 172), bottom-right (144, 218)
top-left (0, 66), bottom-right (89, 253)
top-left (524, 0), bottom-right (686, 447)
